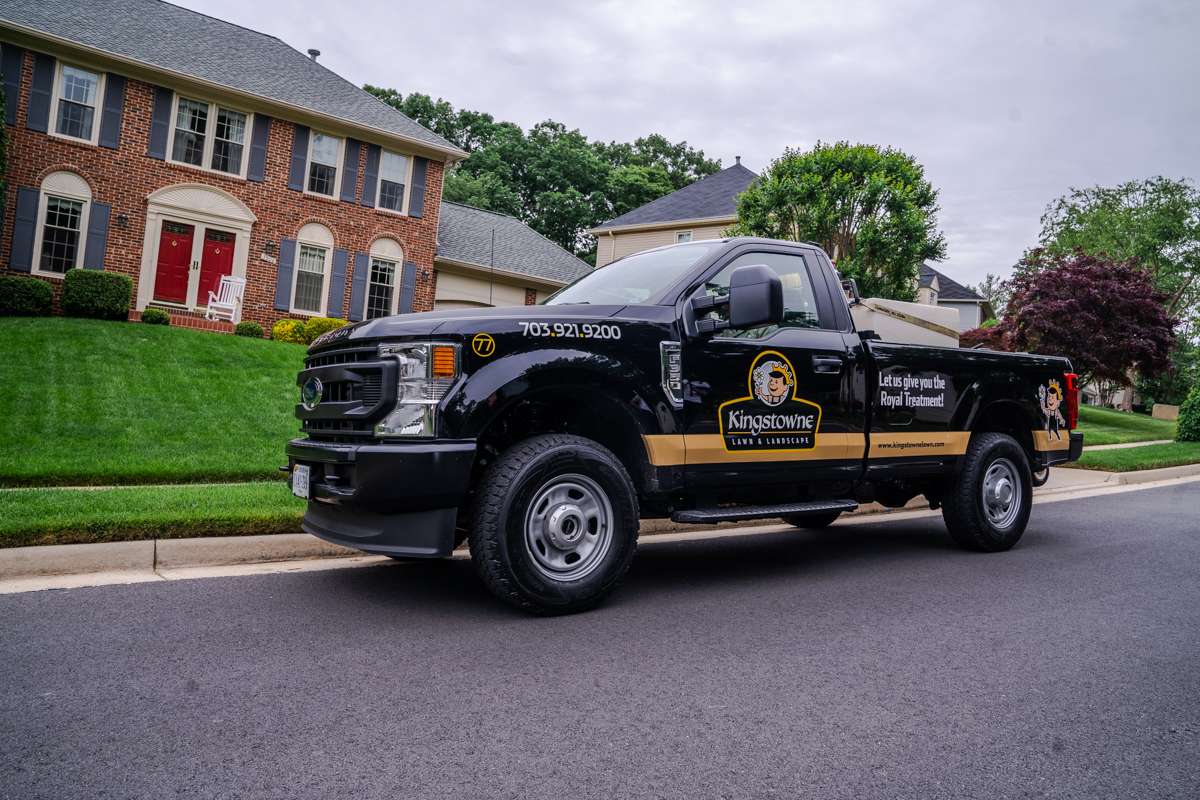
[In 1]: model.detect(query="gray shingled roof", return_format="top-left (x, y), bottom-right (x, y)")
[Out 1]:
top-left (919, 263), bottom-right (983, 301)
top-left (593, 162), bottom-right (758, 230)
top-left (0, 0), bottom-right (462, 153)
top-left (437, 202), bottom-right (593, 285)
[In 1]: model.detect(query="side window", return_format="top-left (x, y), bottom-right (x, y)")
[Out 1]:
top-left (703, 252), bottom-right (823, 337)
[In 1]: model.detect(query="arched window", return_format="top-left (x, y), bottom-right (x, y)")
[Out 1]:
top-left (34, 171), bottom-right (92, 276)
top-left (364, 238), bottom-right (403, 319)
top-left (290, 222), bottom-right (334, 315)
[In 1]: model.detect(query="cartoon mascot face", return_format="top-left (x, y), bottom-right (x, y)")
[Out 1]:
top-left (753, 359), bottom-right (792, 407)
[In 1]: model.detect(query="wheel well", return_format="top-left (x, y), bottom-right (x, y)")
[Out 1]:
top-left (471, 388), bottom-right (649, 494)
top-left (972, 402), bottom-right (1035, 461)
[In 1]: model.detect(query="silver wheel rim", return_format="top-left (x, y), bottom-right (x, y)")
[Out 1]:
top-left (524, 473), bottom-right (613, 582)
top-left (982, 457), bottom-right (1022, 529)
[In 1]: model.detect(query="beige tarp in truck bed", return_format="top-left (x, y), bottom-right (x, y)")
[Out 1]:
top-left (850, 298), bottom-right (961, 348)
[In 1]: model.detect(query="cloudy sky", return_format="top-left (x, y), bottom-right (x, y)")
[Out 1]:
top-left (182, 0), bottom-right (1198, 286)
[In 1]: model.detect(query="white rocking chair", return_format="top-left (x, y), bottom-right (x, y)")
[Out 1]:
top-left (205, 275), bottom-right (246, 323)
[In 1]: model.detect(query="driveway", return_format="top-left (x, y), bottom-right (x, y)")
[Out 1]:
top-left (2, 482), bottom-right (1198, 799)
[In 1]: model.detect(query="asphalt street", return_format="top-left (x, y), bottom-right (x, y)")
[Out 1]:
top-left (2, 482), bottom-right (1198, 799)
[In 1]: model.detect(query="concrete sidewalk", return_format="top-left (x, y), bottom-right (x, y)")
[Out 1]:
top-left (1084, 439), bottom-right (1174, 451)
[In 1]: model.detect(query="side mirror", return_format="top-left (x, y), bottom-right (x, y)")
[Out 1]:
top-left (728, 264), bottom-right (784, 329)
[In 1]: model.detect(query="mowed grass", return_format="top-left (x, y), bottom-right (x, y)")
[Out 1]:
top-left (1069, 441), bottom-right (1200, 473)
top-left (1076, 405), bottom-right (1177, 446)
top-left (0, 482), bottom-right (304, 547)
top-left (0, 318), bottom-right (305, 486)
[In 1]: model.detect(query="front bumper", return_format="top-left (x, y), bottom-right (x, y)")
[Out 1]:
top-left (287, 438), bottom-right (476, 557)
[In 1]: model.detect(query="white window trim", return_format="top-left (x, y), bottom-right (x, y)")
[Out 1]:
top-left (303, 131), bottom-right (345, 200)
top-left (364, 256), bottom-right (403, 319)
top-left (675, 230), bottom-right (693, 243)
top-left (374, 150), bottom-right (414, 217)
top-left (166, 94), bottom-right (253, 180)
top-left (289, 240), bottom-right (332, 316)
top-left (48, 62), bottom-right (105, 146)
top-left (32, 187), bottom-right (92, 279)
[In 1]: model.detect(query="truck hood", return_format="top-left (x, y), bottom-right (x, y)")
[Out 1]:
top-left (308, 303), bottom-right (669, 351)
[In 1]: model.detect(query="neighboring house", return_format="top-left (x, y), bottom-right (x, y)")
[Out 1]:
top-left (588, 158), bottom-right (757, 267)
top-left (0, 0), bottom-right (583, 331)
top-left (917, 263), bottom-right (994, 332)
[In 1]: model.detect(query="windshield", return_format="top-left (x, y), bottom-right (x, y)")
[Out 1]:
top-left (547, 241), bottom-right (724, 305)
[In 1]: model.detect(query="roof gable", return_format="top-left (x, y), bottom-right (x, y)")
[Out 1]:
top-left (0, 0), bottom-right (462, 154)
top-left (437, 202), bottom-right (592, 285)
top-left (593, 163), bottom-right (758, 230)
top-left (919, 263), bottom-right (983, 301)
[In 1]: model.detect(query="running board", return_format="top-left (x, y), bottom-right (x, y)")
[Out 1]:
top-left (670, 499), bottom-right (858, 525)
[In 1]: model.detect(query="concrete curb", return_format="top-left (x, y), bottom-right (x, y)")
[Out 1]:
top-left (2, 464), bottom-right (1198, 587)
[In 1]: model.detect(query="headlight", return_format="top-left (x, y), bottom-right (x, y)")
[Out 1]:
top-left (375, 342), bottom-right (459, 437)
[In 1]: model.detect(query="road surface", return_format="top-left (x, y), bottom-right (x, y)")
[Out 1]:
top-left (3, 482), bottom-right (1198, 799)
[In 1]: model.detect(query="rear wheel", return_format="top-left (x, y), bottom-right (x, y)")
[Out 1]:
top-left (942, 432), bottom-right (1033, 552)
top-left (469, 434), bottom-right (639, 615)
top-left (781, 511), bottom-right (842, 529)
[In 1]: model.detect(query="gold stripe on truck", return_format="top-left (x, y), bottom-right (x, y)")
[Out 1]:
top-left (642, 433), bottom-right (866, 466)
top-left (1032, 430), bottom-right (1071, 452)
top-left (867, 431), bottom-right (970, 458)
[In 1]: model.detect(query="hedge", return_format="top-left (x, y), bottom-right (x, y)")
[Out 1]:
top-left (1178, 384), bottom-right (1200, 442)
top-left (141, 308), bottom-right (170, 325)
top-left (0, 275), bottom-right (53, 316)
top-left (234, 321), bottom-right (264, 338)
top-left (60, 270), bottom-right (132, 320)
top-left (302, 317), bottom-right (348, 343)
top-left (271, 318), bottom-right (306, 344)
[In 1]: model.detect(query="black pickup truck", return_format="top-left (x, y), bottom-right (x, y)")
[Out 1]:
top-left (287, 237), bottom-right (1083, 614)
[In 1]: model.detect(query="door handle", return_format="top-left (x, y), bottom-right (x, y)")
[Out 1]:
top-left (811, 355), bottom-right (844, 374)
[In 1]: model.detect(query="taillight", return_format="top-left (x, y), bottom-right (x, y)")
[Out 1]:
top-left (1064, 372), bottom-right (1079, 429)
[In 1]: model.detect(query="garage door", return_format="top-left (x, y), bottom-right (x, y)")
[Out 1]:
top-left (434, 272), bottom-right (527, 308)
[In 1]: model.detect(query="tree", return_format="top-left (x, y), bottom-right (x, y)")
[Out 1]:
top-left (595, 134), bottom-right (721, 192)
top-left (1039, 177), bottom-right (1200, 319)
top-left (730, 141), bottom-right (947, 300)
top-left (967, 272), bottom-right (1009, 320)
top-left (963, 250), bottom-right (1175, 393)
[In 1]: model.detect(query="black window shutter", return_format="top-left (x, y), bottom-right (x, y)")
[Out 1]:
top-left (26, 52), bottom-right (54, 133)
top-left (287, 125), bottom-right (309, 191)
top-left (9, 187), bottom-right (40, 272)
top-left (2, 46), bottom-right (24, 126)
top-left (274, 238), bottom-right (297, 310)
top-left (339, 139), bottom-right (361, 202)
top-left (147, 86), bottom-right (172, 159)
top-left (327, 248), bottom-right (348, 318)
top-left (349, 252), bottom-right (369, 322)
top-left (398, 261), bottom-right (418, 313)
top-left (97, 75), bottom-right (125, 149)
top-left (408, 157), bottom-right (428, 218)
top-left (360, 144), bottom-right (380, 207)
top-left (83, 202), bottom-right (112, 269)
top-left (247, 115), bottom-right (271, 181)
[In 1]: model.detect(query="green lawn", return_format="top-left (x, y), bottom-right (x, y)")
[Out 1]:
top-left (1075, 405), bottom-right (1177, 446)
top-left (0, 318), bottom-right (305, 486)
top-left (1069, 441), bottom-right (1200, 473)
top-left (0, 482), bottom-right (304, 547)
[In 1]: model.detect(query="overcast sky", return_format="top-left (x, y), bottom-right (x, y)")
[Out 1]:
top-left (183, 0), bottom-right (1198, 286)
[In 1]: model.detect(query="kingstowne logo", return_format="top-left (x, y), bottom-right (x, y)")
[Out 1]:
top-left (718, 350), bottom-right (822, 451)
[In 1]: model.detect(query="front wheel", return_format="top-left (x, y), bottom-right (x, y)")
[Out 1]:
top-left (469, 434), bottom-right (639, 615)
top-left (942, 432), bottom-right (1033, 552)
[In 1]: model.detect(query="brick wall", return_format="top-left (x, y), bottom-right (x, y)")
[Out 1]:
top-left (1, 48), bottom-right (444, 328)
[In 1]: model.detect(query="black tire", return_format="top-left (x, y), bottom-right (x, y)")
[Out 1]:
top-left (1031, 467), bottom-right (1050, 487)
top-left (781, 511), bottom-right (842, 529)
top-left (942, 432), bottom-right (1033, 552)
top-left (468, 434), bottom-right (639, 615)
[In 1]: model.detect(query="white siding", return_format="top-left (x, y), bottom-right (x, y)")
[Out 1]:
top-left (594, 222), bottom-right (731, 266)
top-left (941, 300), bottom-right (983, 331)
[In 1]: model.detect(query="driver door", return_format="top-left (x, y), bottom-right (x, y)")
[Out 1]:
top-left (681, 248), bottom-right (863, 490)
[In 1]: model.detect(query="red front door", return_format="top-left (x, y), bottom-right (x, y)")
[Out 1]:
top-left (153, 221), bottom-right (194, 304)
top-left (198, 229), bottom-right (236, 305)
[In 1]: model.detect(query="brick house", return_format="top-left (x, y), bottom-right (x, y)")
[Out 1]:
top-left (0, 0), bottom-right (589, 330)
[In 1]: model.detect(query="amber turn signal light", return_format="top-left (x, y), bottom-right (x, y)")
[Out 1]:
top-left (431, 345), bottom-right (458, 377)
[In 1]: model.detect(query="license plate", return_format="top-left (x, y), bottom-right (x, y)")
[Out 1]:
top-left (291, 464), bottom-right (311, 499)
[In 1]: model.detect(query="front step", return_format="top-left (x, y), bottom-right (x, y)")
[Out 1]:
top-left (670, 499), bottom-right (858, 525)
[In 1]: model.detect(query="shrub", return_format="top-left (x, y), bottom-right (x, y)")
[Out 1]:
top-left (141, 308), bottom-right (170, 325)
top-left (271, 318), bottom-right (307, 344)
top-left (0, 275), bottom-right (53, 316)
top-left (1177, 384), bottom-right (1200, 442)
top-left (60, 269), bottom-right (132, 320)
top-left (234, 321), bottom-right (264, 338)
top-left (302, 317), bottom-right (348, 344)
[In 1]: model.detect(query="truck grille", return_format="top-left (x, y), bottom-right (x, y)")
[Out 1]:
top-left (296, 347), bottom-right (396, 442)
